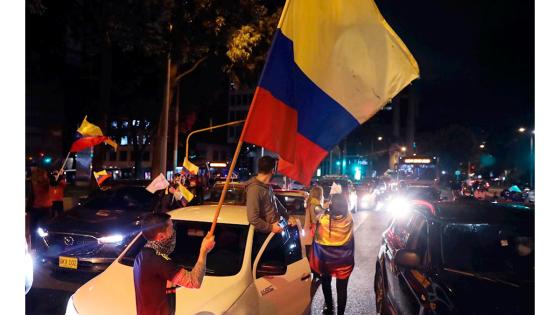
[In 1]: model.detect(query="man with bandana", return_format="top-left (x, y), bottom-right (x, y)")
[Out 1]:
top-left (133, 213), bottom-right (215, 315)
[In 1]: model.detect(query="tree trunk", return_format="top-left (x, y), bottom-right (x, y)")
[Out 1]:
top-left (151, 56), bottom-right (176, 178)
top-left (91, 39), bottom-right (112, 187)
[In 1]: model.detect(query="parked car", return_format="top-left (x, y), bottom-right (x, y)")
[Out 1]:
top-left (35, 184), bottom-right (158, 273)
top-left (205, 181), bottom-right (247, 205)
top-left (274, 189), bottom-right (309, 225)
top-left (375, 200), bottom-right (534, 315)
top-left (65, 205), bottom-right (312, 315)
top-left (317, 176), bottom-right (358, 213)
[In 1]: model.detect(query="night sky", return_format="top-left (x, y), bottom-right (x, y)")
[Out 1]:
top-left (376, 0), bottom-right (534, 133)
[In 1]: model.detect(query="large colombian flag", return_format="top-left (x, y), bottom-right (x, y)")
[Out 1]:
top-left (243, 0), bottom-right (419, 185)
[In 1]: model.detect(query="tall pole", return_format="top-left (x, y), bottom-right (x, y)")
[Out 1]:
top-left (530, 134), bottom-right (534, 187)
top-left (329, 150), bottom-right (333, 175)
top-left (156, 54), bottom-right (171, 177)
top-left (173, 84), bottom-right (180, 169)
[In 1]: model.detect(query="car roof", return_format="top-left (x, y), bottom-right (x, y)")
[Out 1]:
top-left (424, 200), bottom-right (534, 223)
top-left (168, 205), bottom-right (249, 225)
top-left (274, 190), bottom-right (308, 197)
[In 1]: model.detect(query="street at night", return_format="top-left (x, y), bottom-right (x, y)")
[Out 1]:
top-left (26, 211), bottom-right (390, 315)
top-left (10, 0), bottom-right (555, 313)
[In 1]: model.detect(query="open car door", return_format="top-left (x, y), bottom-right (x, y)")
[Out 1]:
top-left (252, 225), bottom-right (311, 314)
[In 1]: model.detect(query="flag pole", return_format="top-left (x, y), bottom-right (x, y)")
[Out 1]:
top-left (208, 0), bottom-right (292, 236)
top-left (55, 151), bottom-right (71, 182)
top-left (208, 107), bottom-right (257, 236)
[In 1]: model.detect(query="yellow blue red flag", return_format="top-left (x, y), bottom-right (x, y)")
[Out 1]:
top-left (77, 115), bottom-right (104, 137)
top-left (242, 0), bottom-right (419, 185)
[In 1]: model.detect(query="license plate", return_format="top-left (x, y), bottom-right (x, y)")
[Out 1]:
top-left (59, 256), bottom-right (78, 269)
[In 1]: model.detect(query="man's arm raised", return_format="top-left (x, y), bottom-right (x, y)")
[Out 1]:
top-left (172, 234), bottom-right (215, 288)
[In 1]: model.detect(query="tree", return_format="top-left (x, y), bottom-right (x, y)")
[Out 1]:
top-left (27, 0), bottom-right (285, 178)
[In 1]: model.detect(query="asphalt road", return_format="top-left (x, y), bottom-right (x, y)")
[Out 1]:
top-left (25, 209), bottom-right (391, 315)
top-left (311, 210), bottom-right (391, 315)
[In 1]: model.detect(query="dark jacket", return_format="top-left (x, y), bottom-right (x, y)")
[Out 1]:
top-left (245, 177), bottom-right (287, 233)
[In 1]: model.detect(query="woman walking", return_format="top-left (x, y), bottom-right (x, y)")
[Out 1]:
top-left (309, 193), bottom-right (355, 315)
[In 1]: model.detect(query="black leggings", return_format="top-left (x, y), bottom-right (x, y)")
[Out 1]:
top-left (321, 274), bottom-right (349, 315)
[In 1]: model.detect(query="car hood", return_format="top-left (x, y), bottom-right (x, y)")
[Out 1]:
top-left (73, 261), bottom-right (251, 314)
top-left (45, 207), bottom-right (144, 236)
top-left (437, 269), bottom-right (534, 314)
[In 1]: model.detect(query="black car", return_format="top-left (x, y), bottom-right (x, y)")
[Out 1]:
top-left (375, 200), bottom-right (534, 315)
top-left (35, 185), bottom-right (157, 273)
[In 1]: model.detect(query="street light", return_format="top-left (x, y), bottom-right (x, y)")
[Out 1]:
top-left (401, 146), bottom-right (407, 152)
top-left (479, 144), bottom-right (485, 149)
top-left (377, 136), bottom-right (383, 141)
top-left (518, 127), bottom-right (526, 133)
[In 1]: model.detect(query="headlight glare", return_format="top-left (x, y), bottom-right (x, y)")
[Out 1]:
top-left (37, 227), bottom-right (48, 237)
top-left (387, 198), bottom-right (411, 218)
top-left (98, 234), bottom-right (124, 244)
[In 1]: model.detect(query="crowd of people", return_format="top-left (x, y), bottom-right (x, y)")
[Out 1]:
top-left (134, 155), bottom-right (356, 315)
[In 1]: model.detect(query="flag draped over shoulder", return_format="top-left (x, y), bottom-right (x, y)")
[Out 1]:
top-left (242, 0), bottom-right (419, 185)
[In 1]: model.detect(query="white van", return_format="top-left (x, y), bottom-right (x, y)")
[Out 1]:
top-left (65, 205), bottom-right (312, 314)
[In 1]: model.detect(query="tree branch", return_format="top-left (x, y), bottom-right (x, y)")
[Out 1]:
top-left (174, 56), bottom-right (208, 84)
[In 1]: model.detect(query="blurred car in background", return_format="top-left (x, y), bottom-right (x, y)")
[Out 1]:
top-left (205, 181), bottom-right (247, 205)
top-left (274, 189), bottom-right (309, 225)
top-left (35, 184), bottom-right (158, 273)
top-left (355, 180), bottom-right (377, 210)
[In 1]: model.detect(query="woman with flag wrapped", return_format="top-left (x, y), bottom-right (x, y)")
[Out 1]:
top-left (309, 193), bottom-right (354, 315)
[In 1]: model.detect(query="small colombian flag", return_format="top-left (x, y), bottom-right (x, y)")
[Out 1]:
top-left (94, 170), bottom-right (112, 186)
top-left (182, 158), bottom-right (199, 175)
top-left (178, 183), bottom-right (194, 202)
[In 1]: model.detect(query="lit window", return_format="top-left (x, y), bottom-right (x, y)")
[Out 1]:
top-left (120, 136), bottom-right (128, 146)
top-left (121, 121), bottom-right (129, 128)
top-left (111, 121), bottom-right (118, 129)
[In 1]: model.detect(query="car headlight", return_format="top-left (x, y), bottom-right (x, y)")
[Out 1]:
top-left (65, 295), bottom-right (79, 315)
top-left (37, 227), bottom-right (48, 238)
top-left (387, 197), bottom-right (411, 218)
top-left (360, 195), bottom-right (371, 208)
top-left (97, 234), bottom-right (124, 244)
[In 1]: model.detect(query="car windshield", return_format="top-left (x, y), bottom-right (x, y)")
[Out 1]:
top-left (120, 221), bottom-right (249, 276)
top-left (82, 187), bottom-right (155, 210)
top-left (441, 222), bottom-right (534, 279)
top-left (205, 185), bottom-right (246, 205)
top-left (276, 194), bottom-right (306, 216)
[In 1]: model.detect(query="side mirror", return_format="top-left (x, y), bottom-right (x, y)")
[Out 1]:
top-left (395, 249), bottom-right (421, 269)
top-left (256, 260), bottom-right (287, 278)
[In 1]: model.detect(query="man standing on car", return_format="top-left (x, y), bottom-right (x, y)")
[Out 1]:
top-left (245, 156), bottom-right (288, 234)
top-left (133, 213), bottom-right (215, 315)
